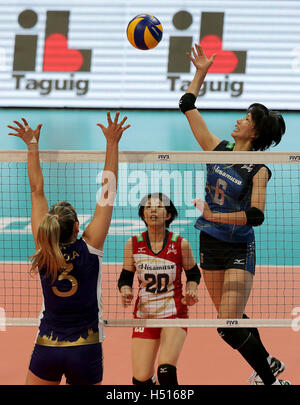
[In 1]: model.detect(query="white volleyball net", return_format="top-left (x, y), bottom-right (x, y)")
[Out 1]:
top-left (0, 150), bottom-right (299, 328)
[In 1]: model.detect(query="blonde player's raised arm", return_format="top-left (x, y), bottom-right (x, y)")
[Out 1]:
top-left (82, 112), bottom-right (130, 251)
top-left (8, 118), bottom-right (47, 247)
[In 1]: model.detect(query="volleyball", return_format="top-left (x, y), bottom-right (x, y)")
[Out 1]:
top-left (126, 14), bottom-right (163, 50)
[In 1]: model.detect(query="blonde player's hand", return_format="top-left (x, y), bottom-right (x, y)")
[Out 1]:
top-left (8, 118), bottom-right (42, 147)
top-left (97, 111), bottom-right (130, 144)
top-left (120, 286), bottom-right (134, 308)
top-left (181, 289), bottom-right (199, 306)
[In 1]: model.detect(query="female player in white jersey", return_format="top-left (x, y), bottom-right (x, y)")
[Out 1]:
top-left (179, 42), bottom-right (290, 385)
top-left (118, 192), bottom-right (201, 385)
top-left (8, 112), bottom-right (130, 385)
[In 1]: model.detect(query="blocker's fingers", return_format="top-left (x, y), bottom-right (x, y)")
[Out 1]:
top-left (106, 111), bottom-right (112, 125)
top-left (122, 124), bottom-right (131, 131)
top-left (118, 116), bottom-right (128, 126)
top-left (13, 121), bottom-right (24, 129)
top-left (114, 111), bottom-right (120, 124)
top-left (21, 118), bottom-right (29, 127)
top-left (97, 123), bottom-right (105, 132)
top-left (8, 125), bottom-right (21, 132)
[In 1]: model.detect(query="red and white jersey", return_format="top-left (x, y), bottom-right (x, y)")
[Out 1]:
top-left (132, 231), bottom-right (188, 319)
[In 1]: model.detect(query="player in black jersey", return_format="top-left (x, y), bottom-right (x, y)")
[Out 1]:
top-left (179, 43), bottom-right (290, 385)
top-left (8, 112), bottom-right (130, 385)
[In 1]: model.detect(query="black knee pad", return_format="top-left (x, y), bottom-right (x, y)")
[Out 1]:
top-left (132, 376), bottom-right (156, 385)
top-left (217, 327), bottom-right (251, 350)
top-left (157, 364), bottom-right (178, 385)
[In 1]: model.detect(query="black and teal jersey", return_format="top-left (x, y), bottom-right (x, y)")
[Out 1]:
top-left (195, 141), bottom-right (272, 243)
top-left (37, 238), bottom-right (104, 346)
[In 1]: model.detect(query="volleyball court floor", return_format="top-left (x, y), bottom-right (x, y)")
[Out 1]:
top-left (0, 263), bottom-right (299, 385)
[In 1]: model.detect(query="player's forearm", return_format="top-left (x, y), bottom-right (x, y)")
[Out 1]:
top-left (208, 210), bottom-right (247, 226)
top-left (27, 144), bottom-right (44, 193)
top-left (100, 141), bottom-right (119, 203)
top-left (186, 68), bottom-right (208, 98)
top-left (103, 140), bottom-right (119, 179)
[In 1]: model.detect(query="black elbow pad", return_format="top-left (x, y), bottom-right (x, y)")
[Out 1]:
top-left (179, 93), bottom-right (196, 114)
top-left (245, 207), bottom-right (264, 226)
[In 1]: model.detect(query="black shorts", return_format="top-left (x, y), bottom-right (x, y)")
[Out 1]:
top-left (29, 343), bottom-right (103, 385)
top-left (200, 231), bottom-right (256, 274)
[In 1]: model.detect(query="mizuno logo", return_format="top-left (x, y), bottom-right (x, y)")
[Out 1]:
top-left (233, 259), bottom-right (245, 265)
top-left (241, 164), bottom-right (254, 172)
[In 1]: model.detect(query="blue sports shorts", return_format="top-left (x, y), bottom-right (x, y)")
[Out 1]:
top-left (29, 343), bottom-right (103, 385)
top-left (200, 231), bottom-right (256, 275)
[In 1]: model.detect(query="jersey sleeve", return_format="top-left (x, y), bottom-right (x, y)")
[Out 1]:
top-left (251, 164), bottom-right (272, 181)
top-left (82, 238), bottom-right (104, 257)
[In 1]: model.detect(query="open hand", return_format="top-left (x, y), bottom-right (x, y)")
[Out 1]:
top-left (8, 118), bottom-right (42, 146)
top-left (97, 111), bottom-right (130, 144)
top-left (186, 43), bottom-right (216, 72)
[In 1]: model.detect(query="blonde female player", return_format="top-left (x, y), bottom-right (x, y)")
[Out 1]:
top-left (8, 112), bottom-right (130, 385)
top-left (179, 42), bottom-right (290, 385)
top-left (118, 192), bottom-right (201, 385)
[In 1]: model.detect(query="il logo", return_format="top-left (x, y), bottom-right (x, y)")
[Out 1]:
top-left (13, 9), bottom-right (91, 72)
top-left (167, 11), bottom-right (246, 97)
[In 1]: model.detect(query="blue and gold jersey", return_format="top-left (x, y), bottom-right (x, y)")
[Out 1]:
top-left (37, 238), bottom-right (103, 346)
top-left (195, 141), bottom-right (272, 242)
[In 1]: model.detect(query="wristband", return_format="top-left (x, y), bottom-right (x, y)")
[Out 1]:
top-left (184, 264), bottom-right (201, 284)
top-left (245, 207), bottom-right (264, 226)
top-left (118, 269), bottom-right (134, 291)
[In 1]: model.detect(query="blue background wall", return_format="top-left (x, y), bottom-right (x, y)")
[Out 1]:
top-left (1, 108), bottom-right (299, 265)
top-left (1, 109), bottom-right (299, 151)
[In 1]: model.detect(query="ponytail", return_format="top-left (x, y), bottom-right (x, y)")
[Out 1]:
top-left (29, 214), bottom-right (66, 283)
top-left (29, 203), bottom-right (78, 283)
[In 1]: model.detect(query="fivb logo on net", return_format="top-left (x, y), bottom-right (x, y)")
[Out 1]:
top-left (12, 9), bottom-right (91, 96)
top-left (167, 11), bottom-right (247, 97)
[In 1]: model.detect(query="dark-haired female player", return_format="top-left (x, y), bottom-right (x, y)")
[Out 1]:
top-left (8, 112), bottom-right (130, 385)
top-left (179, 43), bottom-right (290, 385)
top-left (118, 193), bottom-right (201, 385)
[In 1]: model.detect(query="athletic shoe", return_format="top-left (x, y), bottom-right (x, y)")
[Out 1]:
top-left (276, 379), bottom-right (291, 385)
top-left (248, 356), bottom-right (286, 385)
